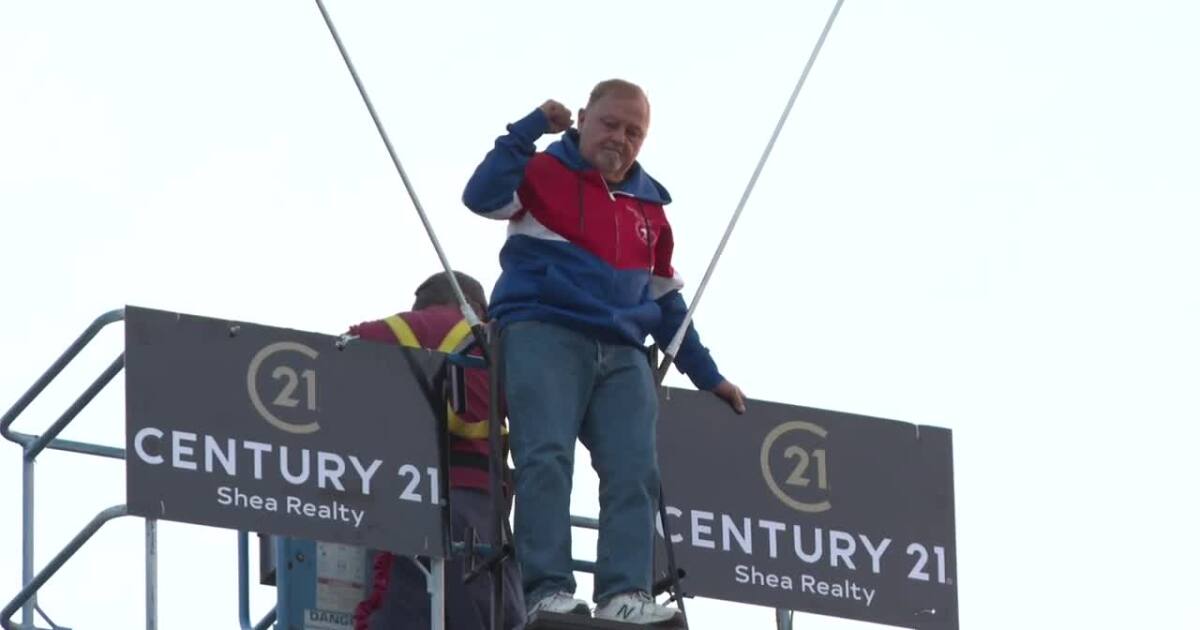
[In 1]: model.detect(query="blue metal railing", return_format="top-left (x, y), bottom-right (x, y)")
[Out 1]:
top-left (1, 308), bottom-right (125, 455)
top-left (237, 532), bottom-right (278, 630)
top-left (1, 309), bottom-right (129, 630)
top-left (0, 309), bottom-right (274, 630)
top-left (3, 308), bottom-right (795, 630)
top-left (0, 506), bottom-right (129, 630)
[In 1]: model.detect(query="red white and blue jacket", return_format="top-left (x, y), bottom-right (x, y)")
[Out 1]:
top-left (462, 109), bottom-right (722, 390)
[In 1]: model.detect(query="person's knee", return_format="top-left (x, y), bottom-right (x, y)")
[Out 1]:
top-left (517, 444), bottom-right (575, 480)
top-left (597, 452), bottom-right (659, 495)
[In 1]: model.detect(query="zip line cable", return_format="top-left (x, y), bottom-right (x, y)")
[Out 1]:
top-left (658, 0), bottom-right (847, 381)
top-left (313, 0), bottom-right (488, 349)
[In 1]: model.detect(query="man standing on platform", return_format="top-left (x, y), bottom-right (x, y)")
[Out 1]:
top-left (350, 271), bottom-right (525, 630)
top-left (462, 79), bottom-right (746, 624)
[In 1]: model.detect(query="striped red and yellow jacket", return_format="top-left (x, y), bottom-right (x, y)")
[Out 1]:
top-left (347, 304), bottom-right (503, 491)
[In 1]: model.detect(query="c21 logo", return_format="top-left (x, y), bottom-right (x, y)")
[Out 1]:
top-left (760, 420), bottom-right (831, 513)
top-left (246, 341), bottom-right (321, 434)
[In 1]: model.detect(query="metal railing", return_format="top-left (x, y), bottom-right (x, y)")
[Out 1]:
top-left (236, 533), bottom-right (278, 630)
top-left (1, 309), bottom-right (129, 630)
top-left (0, 309), bottom-right (274, 630)
top-left (2, 309), bottom-right (795, 630)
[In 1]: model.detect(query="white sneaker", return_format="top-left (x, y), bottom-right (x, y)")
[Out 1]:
top-left (593, 591), bottom-right (683, 625)
top-left (529, 591), bottom-right (590, 616)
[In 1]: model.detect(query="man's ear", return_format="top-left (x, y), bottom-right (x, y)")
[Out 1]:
top-left (577, 107), bottom-right (587, 128)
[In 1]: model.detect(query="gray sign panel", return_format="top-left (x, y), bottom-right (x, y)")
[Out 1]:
top-left (125, 306), bottom-right (448, 557)
top-left (655, 388), bottom-right (957, 629)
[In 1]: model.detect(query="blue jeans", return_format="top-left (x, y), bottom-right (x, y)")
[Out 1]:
top-left (502, 321), bottom-right (660, 606)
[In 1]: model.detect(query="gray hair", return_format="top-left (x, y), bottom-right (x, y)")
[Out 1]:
top-left (587, 78), bottom-right (649, 108)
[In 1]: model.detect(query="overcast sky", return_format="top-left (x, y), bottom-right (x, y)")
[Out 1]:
top-left (2, 1), bottom-right (1198, 628)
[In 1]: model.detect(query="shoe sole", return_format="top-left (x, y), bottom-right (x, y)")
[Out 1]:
top-left (530, 602), bottom-right (591, 616)
top-left (593, 611), bottom-right (685, 626)
top-left (529, 612), bottom-right (688, 629)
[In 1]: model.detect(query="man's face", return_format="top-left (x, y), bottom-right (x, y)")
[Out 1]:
top-left (578, 92), bottom-right (650, 182)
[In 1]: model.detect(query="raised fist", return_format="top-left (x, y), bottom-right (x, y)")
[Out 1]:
top-left (539, 99), bottom-right (573, 134)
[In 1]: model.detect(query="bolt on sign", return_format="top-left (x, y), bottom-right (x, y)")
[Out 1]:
top-left (124, 306), bottom-right (448, 557)
top-left (654, 388), bottom-right (957, 629)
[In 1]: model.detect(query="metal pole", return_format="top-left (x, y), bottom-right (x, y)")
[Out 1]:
top-left (0, 309), bottom-right (124, 445)
top-left (145, 519), bottom-right (158, 630)
top-left (239, 532), bottom-right (252, 630)
top-left (25, 353), bottom-right (125, 460)
top-left (1, 505), bottom-right (129, 630)
top-left (253, 609), bottom-right (278, 630)
top-left (20, 460), bottom-right (34, 630)
top-left (657, 491), bottom-right (686, 618)
top-left (430, 558), bottom-right (446, 630)
top-left (274, 537), bottom-right (292, 630)
top-left (776, 608), bottom-right (793, 630)
top-left (487, 330), bottom-right (506, 630)
top-left (27, 438), bottom-right (124, 460)
top-left (648, 3), bottom-right (844, 603)
top-left (311, 0), bottom-right (486, 341)
top-left (659, 0), bottom-right (847, 376)
top-left (645, 349), bottom-right (686, 617)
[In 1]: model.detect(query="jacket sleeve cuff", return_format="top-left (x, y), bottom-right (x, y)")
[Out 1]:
top-left (507, 108), bottom-right (550, 146)
top-left (682, 356), bottom-right (723, 392)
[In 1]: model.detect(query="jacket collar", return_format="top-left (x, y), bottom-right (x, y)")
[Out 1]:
top-left (546, 129), bottom-right (672, 205)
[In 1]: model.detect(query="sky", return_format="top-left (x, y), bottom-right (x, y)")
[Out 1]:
top-left (2, 0), bottom-right (1199, 628)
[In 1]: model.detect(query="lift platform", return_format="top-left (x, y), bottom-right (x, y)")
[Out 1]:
top-left (2, 307), bottom-right (958, 630)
